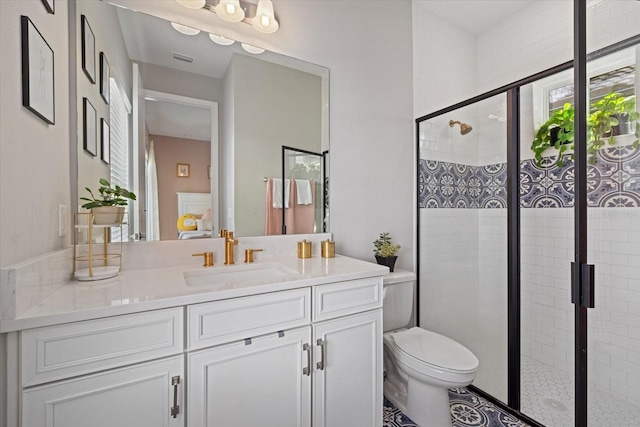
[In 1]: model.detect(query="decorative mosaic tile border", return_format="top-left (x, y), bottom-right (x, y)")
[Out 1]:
top-left (419, 145), bottom-right (640, 209)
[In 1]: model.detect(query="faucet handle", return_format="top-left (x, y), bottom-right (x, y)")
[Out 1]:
top-left (218, 229), bottom-right (228, 238)
top-left (244, 249), bottom-right (263, 263)
top-left (193, 251), bottom-right (214, 267)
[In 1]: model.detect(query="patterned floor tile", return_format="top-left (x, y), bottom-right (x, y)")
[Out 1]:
top-left (384, 388), bottom-right (531, 427)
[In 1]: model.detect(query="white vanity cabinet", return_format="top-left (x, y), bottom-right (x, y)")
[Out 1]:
top-left (312, 278), bottom-right (383, 427)
top-left (8, 272), bottom-right (383, 427)
top-left (22, 355), bottom-right (184, 427)
top-left (188, 326), bottom-right (312, 427)
top-left (186, 277), bottom-right (383, 427)
top-left (187, 288), bottom-right (313, 427)
top-left (18, 308), bottom-right (185, 427)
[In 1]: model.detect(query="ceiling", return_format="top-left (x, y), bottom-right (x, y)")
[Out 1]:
top-left (414, 0), bottom-right (537, 36)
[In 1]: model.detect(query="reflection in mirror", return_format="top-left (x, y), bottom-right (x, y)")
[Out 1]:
top-left (75, 0), bottom-right (329, 241)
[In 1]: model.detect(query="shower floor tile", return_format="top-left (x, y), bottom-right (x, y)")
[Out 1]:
top-left (384, 387), bottom-right (531, 427)
top-left (521, 356), bottom-right (640, 427)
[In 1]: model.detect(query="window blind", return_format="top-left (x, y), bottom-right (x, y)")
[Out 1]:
top-left (109, 78), bottom-right (131, 242)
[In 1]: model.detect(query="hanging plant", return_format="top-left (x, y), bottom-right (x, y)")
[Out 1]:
top-left (530, 93), bottom-right (639, 167)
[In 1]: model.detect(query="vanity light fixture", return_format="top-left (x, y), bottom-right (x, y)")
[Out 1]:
top-left (213, 0), bottom-right (245, 23)
top-left (209, 33), bottom-right (235, 46)
top-left (241, 43), bottom-right (265, 54)
top-left (171, 22), bottom-right (201, 35)
top-left (252, 0), bottom-right (279, 33)
top-left (175, 0), bottom-right (280, 33)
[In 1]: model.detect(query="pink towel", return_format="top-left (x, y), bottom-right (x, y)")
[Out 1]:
top-left (265, 179), bottom-right (294, 235)
top-left (265, 179), bottom-right (316, 235)
top-left (289, 180), bottom-right (316, 234)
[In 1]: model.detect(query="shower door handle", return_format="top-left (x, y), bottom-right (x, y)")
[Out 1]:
top-left (571, 262), bottom-right (595, 308)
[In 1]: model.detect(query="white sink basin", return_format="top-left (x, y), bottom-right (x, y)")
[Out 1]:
top-left (184, 262), bottom-right (299, 288)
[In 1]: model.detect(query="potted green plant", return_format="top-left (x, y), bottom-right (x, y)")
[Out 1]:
top-left (373, 232), bottom-right (401, 272)
top-left (531, 102), bottom-right (575, 167)
top-left (588, 93), bottom-right (639, 162)
top-left (531, 92), bottom-right (639, 167)
top-left (80, 178), bottom-right (136, 224)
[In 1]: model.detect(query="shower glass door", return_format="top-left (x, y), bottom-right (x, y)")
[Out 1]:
top-left (417, 94), bottom-right (508, 402)
top-left (519, 76), bottom-right (577, 426)
top-left (585, 12), bottom-right (640, 426)
top-left (281, 146), bottom-right (325, 234)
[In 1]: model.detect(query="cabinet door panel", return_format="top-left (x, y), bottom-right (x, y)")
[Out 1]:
top-left (22, 355), bottom-right (184, 427)
top-left (313, 310), bottom-right (382, 427)
top-left (188, 327), bottom-right (311, 427)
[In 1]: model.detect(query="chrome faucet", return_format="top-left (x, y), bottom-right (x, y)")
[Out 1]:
top-left (223, 231), bottom-right (238, 265)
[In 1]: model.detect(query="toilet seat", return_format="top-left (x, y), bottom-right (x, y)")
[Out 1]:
top-left (390, 327), bottom-right (478, 374)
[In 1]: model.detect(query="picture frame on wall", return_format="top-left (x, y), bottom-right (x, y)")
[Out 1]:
top-left (177, 163), bottom-right (190, 178)
top-left (21, 16), bottom-right (55, 125)
top-left (101, 119), bottom-right (110, 164)
top-left (41, 0), bottom-right (54, 14)
top-left (100, 52), bottom-right (110, 104)
top-left (83, 98), bottom-right (97, 156)
top-left (81, 15), bottom-right (95, 83)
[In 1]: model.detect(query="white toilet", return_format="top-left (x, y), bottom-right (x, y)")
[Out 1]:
top-left (383, 271), bottom-right (479, 427)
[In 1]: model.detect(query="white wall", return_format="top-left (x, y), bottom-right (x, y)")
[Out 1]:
top-left (271, 1), bottom-right (414, 268)
top-left (0, 0), bottom-right (71, 268)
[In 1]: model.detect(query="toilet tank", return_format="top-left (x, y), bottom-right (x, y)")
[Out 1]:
top-left (382, 270), bottom-right (417, 332)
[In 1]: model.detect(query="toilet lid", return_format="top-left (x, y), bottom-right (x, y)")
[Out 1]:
top-left (392, 327), bottom-right (478, 372)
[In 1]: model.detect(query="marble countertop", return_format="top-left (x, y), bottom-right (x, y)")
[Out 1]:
top-left (0, 255), bottom-right (389, 333)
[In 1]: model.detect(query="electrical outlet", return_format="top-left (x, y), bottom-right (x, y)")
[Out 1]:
top-left (58, 205), bottom-right (67, 237)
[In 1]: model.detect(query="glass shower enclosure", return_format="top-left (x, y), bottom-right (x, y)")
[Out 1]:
top-left (416, 32), bottom-right (640, 427)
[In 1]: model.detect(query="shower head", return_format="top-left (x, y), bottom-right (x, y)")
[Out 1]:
top-left (449, 120), bottom-right (473, 135)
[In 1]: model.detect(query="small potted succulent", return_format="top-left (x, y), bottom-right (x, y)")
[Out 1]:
top-left (373, 232), bottom-right (401, 272)
top-left (80, 178), bottom-right (136, 224)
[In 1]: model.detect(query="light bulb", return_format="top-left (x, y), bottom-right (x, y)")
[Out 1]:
top-left (216, 0), bottom-right (245, 23)
top-left (252, 0), bottom-right (279, 33)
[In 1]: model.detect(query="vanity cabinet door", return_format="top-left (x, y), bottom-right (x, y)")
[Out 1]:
top-left (188, 326), bottom-right (312, 427)
top-left (22, 355), bottom-right (184, 427)
top-left (312, 309), bottom-right (383, 427)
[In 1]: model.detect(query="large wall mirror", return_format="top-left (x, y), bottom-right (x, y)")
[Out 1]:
top-left (75, 0), bottom-right (329, 241)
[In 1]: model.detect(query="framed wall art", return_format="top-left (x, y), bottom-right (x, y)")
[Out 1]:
top-left (41, 0), bottom-right (54, 14)
top-left (81, 15), bottom-right (95, 83)
top-left (21, 16), bottom-right (55, 124)
top-left (83, 98), bottom-right (97, 156)
top-left (101, 119), bottom-right (110, 164)
top-left (100, 52), bottom-right (110, 104)
top-left (177, 163), bottom-right (190, 178)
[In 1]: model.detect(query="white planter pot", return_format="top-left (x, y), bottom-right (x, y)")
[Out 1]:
top-left (91, 206), bottom-right (125, 225)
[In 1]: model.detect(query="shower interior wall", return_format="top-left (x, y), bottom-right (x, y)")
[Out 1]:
top-left (415, 0), bottom-right (640, 409)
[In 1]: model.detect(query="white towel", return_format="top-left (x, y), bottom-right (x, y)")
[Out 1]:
top-left (296, 179), bottom-right (312, 205)
top-left (272, 178), bottom-right (290, 208)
